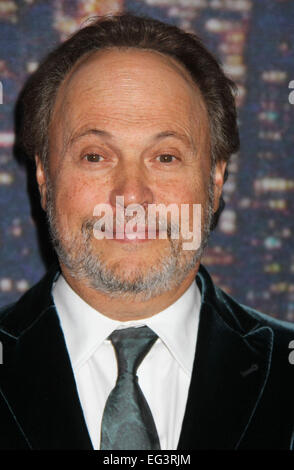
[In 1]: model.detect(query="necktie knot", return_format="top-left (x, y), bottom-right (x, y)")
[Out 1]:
top-left (108, 326), bottom-right (158, 376)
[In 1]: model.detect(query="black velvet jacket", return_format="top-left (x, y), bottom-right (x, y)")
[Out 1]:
top-left (0, 262), bottom-right (294, 450)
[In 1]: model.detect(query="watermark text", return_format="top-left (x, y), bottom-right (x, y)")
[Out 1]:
top-left (92, 196), bottom-right (202, 250)
top-left (289, 80), bottom-right (294, 105)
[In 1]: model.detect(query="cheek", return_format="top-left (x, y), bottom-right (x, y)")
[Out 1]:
top-left (54, 175), bottom-right (110, 225)
top-left (156, 174), bottom-right (207, 206)
top-left (156, 174), bottom-right (209, 232)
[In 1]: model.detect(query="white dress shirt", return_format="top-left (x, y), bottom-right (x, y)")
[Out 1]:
top-left (52, 273), bottom-right (201, 450)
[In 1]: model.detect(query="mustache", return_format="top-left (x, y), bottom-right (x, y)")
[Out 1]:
top-left (82, 216), bottom-right (179, 238)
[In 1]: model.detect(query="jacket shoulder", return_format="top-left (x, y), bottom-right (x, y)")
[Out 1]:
top-left (0, 302), bottom-right (17, 323)
top-left (214, 280), bottom-right (294, 340)
top-left (0, 262), bottom-right (60, 337)
top-left (199, 263), bottom-right (294, 335)
top-left (240, 301), bottom-right (294, 333)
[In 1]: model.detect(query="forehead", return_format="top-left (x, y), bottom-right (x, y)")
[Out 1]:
top-left (50, 48), bottom-right (209, 143)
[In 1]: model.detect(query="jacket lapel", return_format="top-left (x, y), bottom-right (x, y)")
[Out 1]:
top-left (177, 265), bottom-right (274, 450)
top-left (0, 263), bottom-right (93, 450)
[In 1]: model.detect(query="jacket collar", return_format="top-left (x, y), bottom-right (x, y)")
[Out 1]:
top-left (0, 262), bottom-right (273, 449)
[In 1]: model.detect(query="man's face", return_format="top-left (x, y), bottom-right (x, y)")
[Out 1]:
top-left (36, 48), bottom-right (225, 300)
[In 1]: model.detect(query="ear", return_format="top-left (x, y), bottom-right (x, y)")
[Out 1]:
top-left (35, 155), bottom-right (47, 211)
top-left (212, 160), bottom-right (227, 213)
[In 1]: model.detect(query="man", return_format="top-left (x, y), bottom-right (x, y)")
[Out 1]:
top-left (0, 13), bottom-right (293, 450)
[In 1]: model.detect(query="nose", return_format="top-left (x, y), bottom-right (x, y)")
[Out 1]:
top-left (109, 161), bottom-right (154, 211)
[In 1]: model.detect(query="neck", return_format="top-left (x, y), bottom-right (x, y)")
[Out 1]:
top-left (58, 262), bottom-right (200, 321)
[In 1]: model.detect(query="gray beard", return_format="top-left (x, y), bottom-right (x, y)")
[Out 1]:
top-left (46, 174), bottom-right (215, 301)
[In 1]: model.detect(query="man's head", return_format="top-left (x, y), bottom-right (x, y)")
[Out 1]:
top-left (19, 13), bottom-right (239, 303)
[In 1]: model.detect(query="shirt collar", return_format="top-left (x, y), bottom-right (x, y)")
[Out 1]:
top-left (52, 273), bottom-right (201, 376)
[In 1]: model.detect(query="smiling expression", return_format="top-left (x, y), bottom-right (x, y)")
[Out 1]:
top-left (35, 47), bottom-right (225, 301)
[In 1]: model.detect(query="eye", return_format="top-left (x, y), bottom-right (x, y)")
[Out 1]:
top-left (83, 153), bottom-right (104, 163)
top-left (156, 154), bottom-right (177, 163)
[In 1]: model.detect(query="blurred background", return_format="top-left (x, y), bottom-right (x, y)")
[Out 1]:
top-left (0, 0), bottom-right (293, 321)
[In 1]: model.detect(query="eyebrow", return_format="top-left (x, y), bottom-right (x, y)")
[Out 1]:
top-left (68, 128), bottom-right (194, 149)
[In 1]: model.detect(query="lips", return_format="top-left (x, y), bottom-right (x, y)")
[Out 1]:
top-left (108, 229), bottom-right (159, 238)
top-left (101, 223), bottom-right (158, 234)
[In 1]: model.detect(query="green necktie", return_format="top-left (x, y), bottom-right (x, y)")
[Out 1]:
top-left (100, 326), bottom-right (161, 450)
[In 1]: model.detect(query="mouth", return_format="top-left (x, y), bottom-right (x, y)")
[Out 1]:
top-left (98, 224), bottom-right (164, 242)
top-left (107, 228), bottom-right (161, 242)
